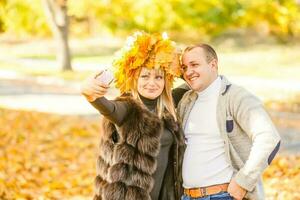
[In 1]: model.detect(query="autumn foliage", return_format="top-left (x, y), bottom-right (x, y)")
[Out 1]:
top-left (0, 108), bottom-right (99, 199)
top-left (0, 108), bottom-right (299, 199)
top-left (263, 155), bottom-right (300, 199)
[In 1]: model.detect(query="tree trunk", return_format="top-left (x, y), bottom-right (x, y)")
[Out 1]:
top-left (43, 0), bottom-right (72, 71)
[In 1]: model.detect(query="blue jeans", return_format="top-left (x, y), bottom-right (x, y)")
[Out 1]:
top-left (181, 192), bottom-right (233, 200)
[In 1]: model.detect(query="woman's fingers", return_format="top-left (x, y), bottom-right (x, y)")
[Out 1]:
top-left (90, 85), bottom-right (108, 95)
top-left (81, 72), bottom-right (111, 101)
top-left (93, 78), bottom-right (110, 88)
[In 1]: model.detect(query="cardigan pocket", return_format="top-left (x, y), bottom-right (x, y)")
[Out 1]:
top-left (226, 116), bottom-right (234, 133)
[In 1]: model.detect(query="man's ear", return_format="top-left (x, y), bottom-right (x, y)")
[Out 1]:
top-left (210, 59), bottom-right (218, 71)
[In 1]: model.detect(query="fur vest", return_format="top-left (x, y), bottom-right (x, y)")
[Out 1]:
top-left (93, 96), bottom-right (185, 200)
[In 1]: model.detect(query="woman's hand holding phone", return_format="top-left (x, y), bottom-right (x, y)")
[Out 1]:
top-left (81, 69), bottom-right (114, 102)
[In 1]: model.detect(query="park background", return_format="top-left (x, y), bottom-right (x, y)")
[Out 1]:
top-left (0, 0), bottom-right (300, 199)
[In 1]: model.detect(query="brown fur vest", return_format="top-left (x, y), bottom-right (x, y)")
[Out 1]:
top-left (94, 96), bottom-right (184, 200)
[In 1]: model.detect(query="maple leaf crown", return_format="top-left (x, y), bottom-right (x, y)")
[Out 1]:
top-left (113, 31), bottom-right (181, 93)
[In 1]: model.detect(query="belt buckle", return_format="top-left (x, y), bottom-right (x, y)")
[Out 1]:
top-left (187, 189), bottom-right (201, 198)
top-left (190, 189), bottom-right (198, 198)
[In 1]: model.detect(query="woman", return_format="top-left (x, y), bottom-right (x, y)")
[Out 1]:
top-left (81, 32), bottom-right (185, 200)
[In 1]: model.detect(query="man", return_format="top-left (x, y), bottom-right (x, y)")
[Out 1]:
top-left (177, 44), bottom-right (281, 200)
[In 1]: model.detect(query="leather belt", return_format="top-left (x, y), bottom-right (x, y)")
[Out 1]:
top-left (184, 183), bottom-right (229, 198)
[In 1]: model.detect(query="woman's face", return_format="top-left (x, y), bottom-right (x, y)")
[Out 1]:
top-left (137, 67), bottom-right (165, 99)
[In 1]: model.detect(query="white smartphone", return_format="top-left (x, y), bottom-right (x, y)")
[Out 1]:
top-left (96, 70), bottom-right (114, 85)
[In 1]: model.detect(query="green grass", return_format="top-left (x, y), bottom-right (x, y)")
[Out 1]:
top-left (0, 61), bottom-right (95, 81)
top-left (0, 52), bottom-right (114, 81)
top-left (19, 54), bottom-right (114, 63)
top-left (0, 43), bottom-right (299, 81)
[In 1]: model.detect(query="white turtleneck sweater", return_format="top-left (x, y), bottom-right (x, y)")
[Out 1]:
top-left (182, 76), bottom-right (233, 188)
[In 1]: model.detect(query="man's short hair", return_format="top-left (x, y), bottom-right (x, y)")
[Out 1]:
top-left (183, 43), bottom-right (218, 63)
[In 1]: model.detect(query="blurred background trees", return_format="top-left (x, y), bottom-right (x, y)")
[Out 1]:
top-left (0, 0), bottom-right (299, 39)
top-left (43, 0), bottom-right (71, 71)
top-left (0, 0), bottom-right (299, 71)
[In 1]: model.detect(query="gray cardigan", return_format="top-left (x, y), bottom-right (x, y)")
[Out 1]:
top-left (177, 76), bottom-right (281, 200)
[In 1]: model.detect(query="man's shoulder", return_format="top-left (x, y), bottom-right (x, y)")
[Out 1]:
top-left (227, 83), bottom-right (247, 96)
top-left (231, 85), bottom-right (258, 99)
top-left (221, 77), bottom-right (255, 99)
top-left (223, 79), bottom-right (262, 109)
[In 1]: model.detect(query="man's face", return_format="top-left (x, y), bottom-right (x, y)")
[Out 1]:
top-left (181, 47), bottom-right (218, 92)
